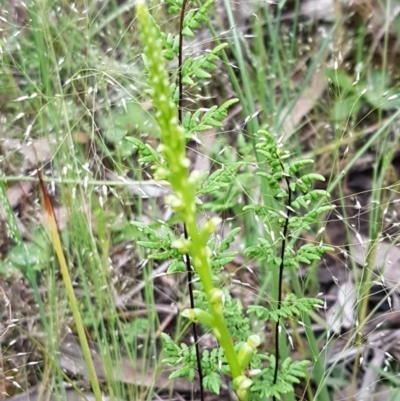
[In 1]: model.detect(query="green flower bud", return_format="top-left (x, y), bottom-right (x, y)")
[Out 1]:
top-left (165, 194), bottom-right (184, 211)
top-left (180, 157), bottom-right (191, 168)
top-left (237, 342), bottom-right (253, 370)
top-left (182, 308), bottom-right (214, 327)
top-left (237, 387), bottom-right (249, 401)
top-left (181, 309), bottom-right (196, 321)
top-left (188, 170), bottom-right (202, 186)
top-left (238, 335), bottom-right (261, 370)
top-left (210, 288), bottom-right (224, 306)
top-left (172, 239), bottom-right (190, 253)
top-left (247, 335), bottom-right (261, 349)
top-left (135, 0), bottom-right (186, 167)
top-left (154, 167), bottom-right (170, 180)
top-left (200, 216), bottom-right (222, 237)
top-left (209, 288), bottom-right (224, 317)
top-left (233, 375), bottom-right (252, 401)
top-left (156, 144), bottom-right (165, 153)
top-left (247, 369), bottom-right (261, 377)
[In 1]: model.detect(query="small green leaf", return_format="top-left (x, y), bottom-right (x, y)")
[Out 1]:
top-left (182, 26), bottom-right (195, 37)
top-left (167, 260), bottom-right (186, 274)
top-left (325, 68), bottom-right (354, 91)
top-left (182, 75), bottom-right (195, 86)
top-left (194, 68), bottom-right (212, 79)
top-left (203, 372), bottom-right (222, 394)
top-left (333, 94), bottom-right (361, 120)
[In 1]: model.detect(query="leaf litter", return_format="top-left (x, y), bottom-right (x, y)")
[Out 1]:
top-left (1, 0), bottom-right (400, 400)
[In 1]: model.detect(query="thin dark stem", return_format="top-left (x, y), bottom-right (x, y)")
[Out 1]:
top-left (183, 225), bottom-right (204, 399)
top-left (178, 0), bottom-right (187, 125)
top-left (272, 164), bottom-right (292, 398)
top-left (178, 2), bottom-right (204, 400)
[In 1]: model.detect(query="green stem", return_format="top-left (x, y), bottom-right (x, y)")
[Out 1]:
top-left (185, 220), bottom-right (241, 378)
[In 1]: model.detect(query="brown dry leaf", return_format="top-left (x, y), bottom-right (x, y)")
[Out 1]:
top-left (350, 234), bottom-right (400, 290)
top-left (214, 0), bottom-right (259, 31)
top-left (353, 0), bottom-right (400, 33)
top-left (335, 330), bottom-right (400, 401)
top-left (280, 69), bottom-right (328, 141)
top-left (192, 129), bottom-right (215, 174)
top-left (59, 334), bottom-right (194, 393)
top-left (113, 259), bottom-right (171, 307)
top-left (356, 330), bottom-right (400, 401)
top-left (329, 330), bottom-right (400, 401)
top-left (0, 181), bottom-right (33, 240)
top-left (105, 171), bottom-right (171, 199)
top-left (345, 234), bottom-right (400, 330)
top-left (326, 273), bottom-right (357, 335)
top-left (0, 181), bottom-right (32, 220)
top-left (281, 0), bottom-right (349, 22)
top-left (293, 0), bottom-right (399, 29)
top-left (299, 0), bottom-right (338, 20)
top-left (1, 138), bottom-right (53, 170)
top-left (369, 386), bottom-right (400, 401)
top-left (360, 0), bottom-right (400, 54)
top-left (72, 131), bottom-right (90, 144)
top-left (5, 181), bottom-right (32, 209)
top-left (6, 386), bottom-right (113, 401)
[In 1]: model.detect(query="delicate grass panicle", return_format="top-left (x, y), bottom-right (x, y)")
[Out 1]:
top-left (134, 1), bottom-right (333, 400)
